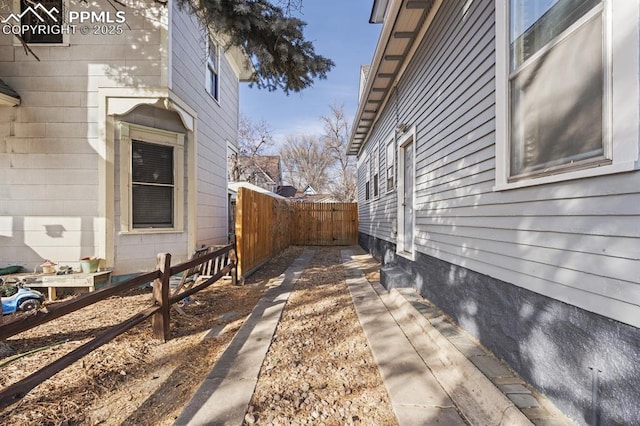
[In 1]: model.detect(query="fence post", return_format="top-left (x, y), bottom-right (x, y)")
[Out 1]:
top-left (230, 248), bottom-right (238, 286)
top-left (152, 253), bottom-right (171, 341)
top-left (229, 235), bottom-right (238, 286)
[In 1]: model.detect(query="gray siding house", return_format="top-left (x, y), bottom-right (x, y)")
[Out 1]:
top-left (0, 0), bottom-right (252, 274)
top-left (350, 0), bottom-right (640, 424)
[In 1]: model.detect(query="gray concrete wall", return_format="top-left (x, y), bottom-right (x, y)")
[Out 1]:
top-left (361, 232), bottom-right (640, 426)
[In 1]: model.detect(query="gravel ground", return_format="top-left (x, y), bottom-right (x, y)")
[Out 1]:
top-left (247, 247), bottom-right (398, 425)
top-left (0, 246), bottom-right (397, 425)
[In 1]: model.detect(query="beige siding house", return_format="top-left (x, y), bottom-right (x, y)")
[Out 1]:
top-left (0, 0), bottom-right (252, 274)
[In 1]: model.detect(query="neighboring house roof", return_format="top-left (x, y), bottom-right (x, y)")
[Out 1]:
top-left (277, 184), bottom-right (337, 202)
top-left (229, 182), bottom-right (335, 203)
top-left (228, 181), bottom-right (288, 200)
top-left (277, 185), bottom-right (298, 198)
top-left (348, 0), bottom-right (440, 155)
top-left (230, 155), bottom-right (282, 191)
top-left (291, 193), bottom-right (339, 203)
top-left (249, 155), bottom-right (282, 184)
top-left (0, 78), bottom-right (20, 106)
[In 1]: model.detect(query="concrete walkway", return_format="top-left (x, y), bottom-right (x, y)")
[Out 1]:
top-left (176, 248), bottom-right (571, 425)
top-left (175, 250), bottom-right (315, 425)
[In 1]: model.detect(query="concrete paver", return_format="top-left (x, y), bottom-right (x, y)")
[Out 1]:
top-left (341, 251), bottom-right (467, 425)
top-left (174, 250), bottom-right (315, 426)
top-left (176, 247), bottom-right (572, 426)
top-left (470, 355), bottom-right (514, 378)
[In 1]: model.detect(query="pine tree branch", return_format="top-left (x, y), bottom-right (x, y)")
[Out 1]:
top-left (177, 0), bottom-right (334, 94)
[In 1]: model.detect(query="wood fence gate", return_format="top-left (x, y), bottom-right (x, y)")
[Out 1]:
top-left (291, 202), bottom-right (358, 246)
top-left (234, 187), bottom-right (357, 277)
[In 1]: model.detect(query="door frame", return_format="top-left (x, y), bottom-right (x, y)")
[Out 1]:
top-left (396, 127), bottom-right (416, 260)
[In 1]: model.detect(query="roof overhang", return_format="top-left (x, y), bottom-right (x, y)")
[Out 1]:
top-left (0, 79), bottom-right (20, 106)
top-left (370, 0), bottom-right (391, 23)
top-left (212, 32), bottom-right (255, 82)
top-left (227, 45), bottom-right (255, 82)
top-left (348, 0), bottom-right (441, 156)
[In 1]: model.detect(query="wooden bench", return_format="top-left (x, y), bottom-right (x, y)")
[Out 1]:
top-left (27, 271), bottom-right (112, 301)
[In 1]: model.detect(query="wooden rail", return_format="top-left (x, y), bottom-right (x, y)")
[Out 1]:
top-left (0, 243), bottom-right (237, 410)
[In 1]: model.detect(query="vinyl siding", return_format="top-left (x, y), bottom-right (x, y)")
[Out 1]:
top-left (113, 105), bottom-right (190, 273)
top-left (0, 0), bottom-right (164, 270)
top-left (358, 0), bottom-right (640, 327)
top-left (358, 106), bottom-right (398, 241)
top-left (170, 2), bottom-right (240, 248)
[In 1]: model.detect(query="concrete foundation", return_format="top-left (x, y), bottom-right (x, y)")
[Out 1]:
top-left (360, 232), bottom-right (640, 426)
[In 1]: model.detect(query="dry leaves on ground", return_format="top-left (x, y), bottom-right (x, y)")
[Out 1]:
top-left (0, 246), bottom-right (396, 426)
top-left (248, 248), bottom-right (397, 425)
top-left (0, 246), bottom-right (304, 425)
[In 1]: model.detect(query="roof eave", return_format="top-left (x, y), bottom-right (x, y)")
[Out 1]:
top-left (370, 0), bottom-right (390, 23)
top-left (0, 92), bottom-right (20, 106)
top-left (348, 0), bottom-right (441, 157)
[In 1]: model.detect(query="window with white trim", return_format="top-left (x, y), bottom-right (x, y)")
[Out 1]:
top-left (495, 0), bottom-right (640, 189)
top-left (206, 39), bottom-right (220, 101)
top-left (120, 123), bottom-right (184, 233)
top-left (510, 0), bottom-right (605, 179)
top-left (364, 155), bottom-right (370, 201)
top-left (386, 138), bottom-right (395, 192)
top-left (373, 146), bottom-right (380, 198)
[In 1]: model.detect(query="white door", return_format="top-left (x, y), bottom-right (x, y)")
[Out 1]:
top-left (399, 138), bottom-right (414, 254)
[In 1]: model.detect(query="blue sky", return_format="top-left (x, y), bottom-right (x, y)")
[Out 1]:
top-left (239, 0), bottom-right (382, 146)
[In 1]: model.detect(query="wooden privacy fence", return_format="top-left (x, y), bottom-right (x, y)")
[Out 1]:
top-left (235, 187), bottom-right (357, 277)
top-left (0, 244), bottom-right (236, 410)
top-left (235, 187), bottom-right (293, 278)
top-left (291, 202), bottom-right (359, 246)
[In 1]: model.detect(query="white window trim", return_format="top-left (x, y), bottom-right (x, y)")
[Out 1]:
top-left (119, 122), bottom-right (185, 234)
top-left (396, 127), bottom-right (416, 261)
top-left (11, 0), bottom-right (71, 46)
top-left (494, 0), bottom-right (640, 191)
top-left (386, 136), bottom-right (396, 193)
top-left (373, 145), bottom-right (380, 199)
top-left (364, 154), bottom-right (371, 201)
top-left (205, 38), bottom-right (220, 103)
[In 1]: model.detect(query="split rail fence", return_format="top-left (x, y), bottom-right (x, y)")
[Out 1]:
top-left (0, 187), bottom-right (357, 408)
top-left (235, 187), bottom-right (358, 277)
top-left (0, 243), bottom-right (236, 410)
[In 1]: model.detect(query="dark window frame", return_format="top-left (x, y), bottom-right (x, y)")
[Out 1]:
top-left (20, 0), bottom-right (64, 44)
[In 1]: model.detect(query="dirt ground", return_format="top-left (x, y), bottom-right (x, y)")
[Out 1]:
top-left (0, 246), bottom-right (396, 425)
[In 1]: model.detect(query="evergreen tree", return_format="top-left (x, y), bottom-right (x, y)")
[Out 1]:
top-left (177, 0), bottom-right (335, 94)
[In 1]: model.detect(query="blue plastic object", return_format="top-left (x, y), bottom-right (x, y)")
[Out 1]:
top-left (1, 287), bottom-right (44, 315)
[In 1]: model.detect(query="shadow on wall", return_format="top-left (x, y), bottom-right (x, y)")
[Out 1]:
top-left (0, 216), bottom-right (96, 272)
top-left (389, 250), bottom-right (640, 426)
